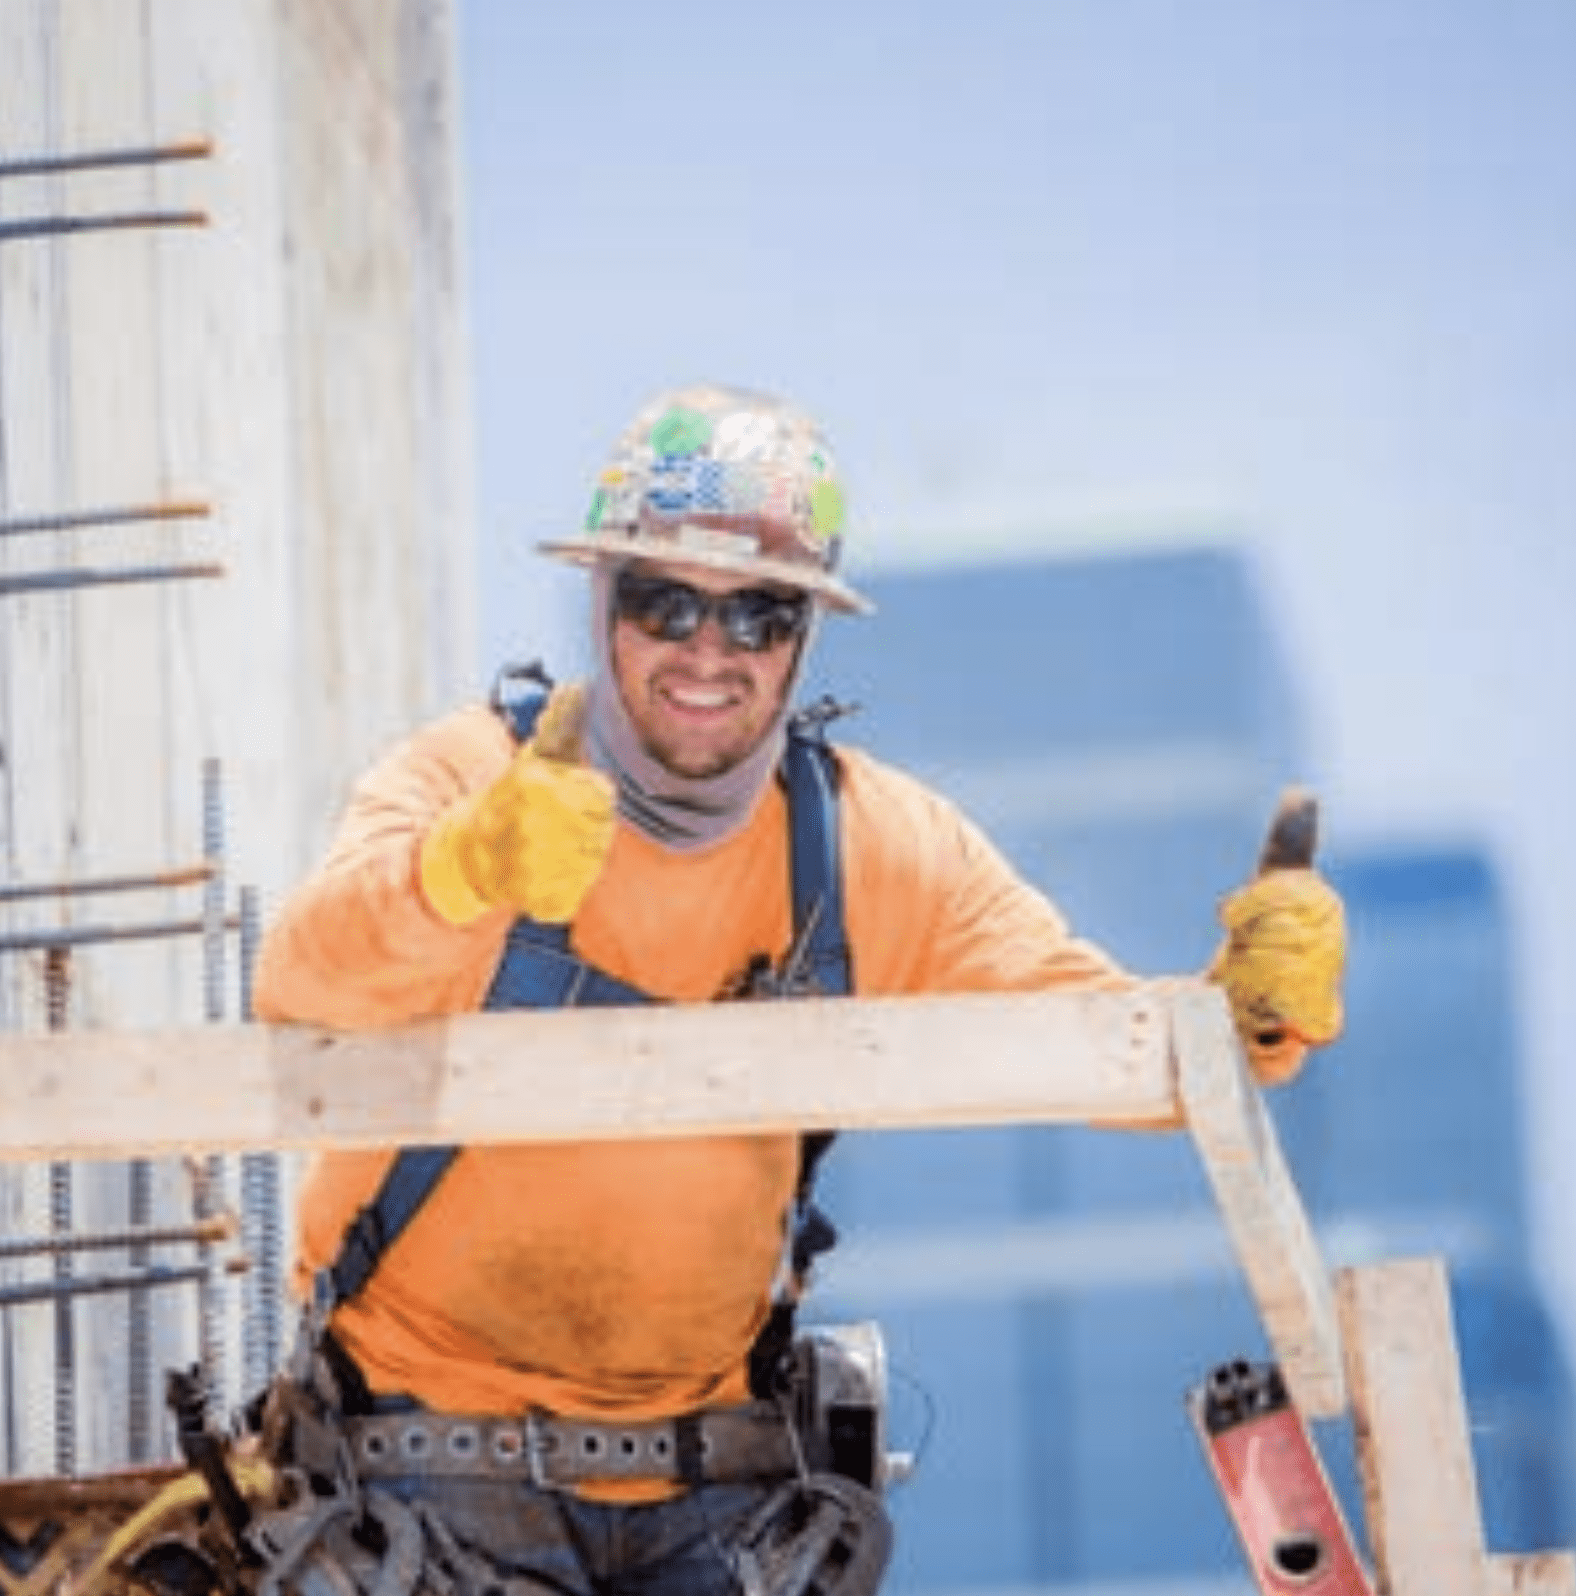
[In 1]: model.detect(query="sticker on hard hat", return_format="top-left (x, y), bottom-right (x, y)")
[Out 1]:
top-left (672, 524), bottom-right (761, 559)
top-left (647, 455), bottom-right (750, 518)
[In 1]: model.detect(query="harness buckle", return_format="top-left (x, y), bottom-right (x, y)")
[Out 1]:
top-left (788, 695), bottom-right (860, 741)
top-left (308, 1268), bottom-right (337, 1327)
top-left (523, 1411), bottom-right (558, 1491)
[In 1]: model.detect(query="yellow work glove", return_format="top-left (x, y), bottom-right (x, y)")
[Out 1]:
top-left (1208, 789), bottom-right (1347, 1085)
top-left (420, 681), bottom-right (616, 926)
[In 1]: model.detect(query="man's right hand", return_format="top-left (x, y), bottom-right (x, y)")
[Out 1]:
top-left (420, 683), bottom-right (616, 925)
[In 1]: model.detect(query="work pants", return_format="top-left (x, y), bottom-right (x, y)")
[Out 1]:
top-left (377, 1472), bottom-right (775, 1596)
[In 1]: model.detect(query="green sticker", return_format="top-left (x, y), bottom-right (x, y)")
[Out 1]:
top-left (810, 479), bottom-right (845, 538)
top-left (649, 406), bottom-right (712, 457)
top-left (584, 488), bottom-right (607, 531)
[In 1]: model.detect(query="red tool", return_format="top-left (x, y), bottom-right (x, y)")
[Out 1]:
top-left (1188, 1359), bottom-right (1374, 1596)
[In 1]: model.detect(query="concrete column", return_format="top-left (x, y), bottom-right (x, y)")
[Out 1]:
top-left (0, 0), bottom-right (474, 1473)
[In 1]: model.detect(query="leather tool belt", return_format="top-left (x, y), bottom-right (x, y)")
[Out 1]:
top-left (341, 1401), bottom-right (799, 1489)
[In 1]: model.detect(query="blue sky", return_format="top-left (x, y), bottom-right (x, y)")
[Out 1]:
top-left (456, 0), bottom-right (1576, 1357)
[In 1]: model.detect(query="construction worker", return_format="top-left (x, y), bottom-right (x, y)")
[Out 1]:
top-left (247, 383), bottom-right (1345, 1596)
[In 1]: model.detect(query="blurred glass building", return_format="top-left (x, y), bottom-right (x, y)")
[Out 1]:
top-left (802, 547), bottom-right (1575, 1593)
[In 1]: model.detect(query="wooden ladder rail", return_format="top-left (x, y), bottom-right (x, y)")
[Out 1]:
top-left (0, 979), bottom-right (1569, 1595)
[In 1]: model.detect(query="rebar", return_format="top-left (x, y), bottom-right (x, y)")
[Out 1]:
top-left (0, 209), bottom-right (208, 244)
top-left (0, 139), bottom-right (212, 181)
top-left (0, 1213), bottom-right (233, 1261)
top-left (202, 761), bottom-right (225, 1025)
top-left (0, 1261), bottom-right (246, 1311)
top-left (50, 1156), bottom-right (75, 1476)
top-left (238, 886), bottom-right (261, 1024)
top-left (196, 766), bottom-right (230, 1413)
top-left (0, 560), bottom-right (224, 597)
top-left (0, 913), bottom-right (240, 954)
top-left (0, 863), bottom-right (213, 903)
top-left (239, 1153), bottom-right (282, 1397)
top-left (0, 500), bottom-right (209, 539)
top-left (43, 947), bottom-right (70, 1030)
top-left (42, 953), bottom-right (76, 1474)
top-left (190, 1152), bottom-right (228, 1422)
top-left (127, 1160), bottom-right (153, 1464)
top-left (237, 886), bottom-right (283, 1390)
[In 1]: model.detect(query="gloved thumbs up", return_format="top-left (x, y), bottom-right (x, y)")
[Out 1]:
top-left (1208, 786), bottom-right (1347, 1084)
top-left (420, 682), bottom-right (616, 927)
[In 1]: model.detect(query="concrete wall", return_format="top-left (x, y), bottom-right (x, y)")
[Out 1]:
top-left (0, 0), bottom-right (474, 1473)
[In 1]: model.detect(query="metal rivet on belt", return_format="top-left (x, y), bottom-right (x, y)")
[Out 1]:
top-left (447, 1425), bottom-right (481, 1460)
top-left (492, 1426), bottom-right (523, 1463)
top-left (617, 1434), bottom-right (640, 1460)
top-left (362, 1431), bottom-right (390, 1463)
top-left (580, 1432), bottom-right (605, 1458)
top-left (651, 1433), bottom-right (673, 1461)
top-left (402, 1425), bottom-right (433, 1460)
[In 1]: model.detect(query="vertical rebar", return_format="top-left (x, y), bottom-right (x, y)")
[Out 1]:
top-left (237, 885), bottom-right (260, 1024)
top-left (43, 946), bottom-right (69, 1030)
top-left (1, 1315), bottom-right (14, 1475)
top-left (198, 761), bottom-right (228, 1417)
top-left (126, 1159), bottom-right (153, 1462)
top-left (201, 758), bottom-right (225, 1024)
top-left (44, 949), bottom-right (76, 1476)
top-left (237, 886), bottom-right (281, 1392)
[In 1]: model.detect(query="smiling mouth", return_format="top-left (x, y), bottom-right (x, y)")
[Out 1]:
top-left (658, 679), bottom-right (745, 715)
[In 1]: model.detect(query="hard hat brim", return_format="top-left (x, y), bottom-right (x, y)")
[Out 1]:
top-left (538, 532), bottom-right (874, 616)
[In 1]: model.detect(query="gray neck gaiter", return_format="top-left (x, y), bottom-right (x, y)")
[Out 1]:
top-left (584, 567), bottom-right (815, 852)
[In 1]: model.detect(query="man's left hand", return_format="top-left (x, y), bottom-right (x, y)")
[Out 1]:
top-left (1209, 867), bottom-right (1346, 1078)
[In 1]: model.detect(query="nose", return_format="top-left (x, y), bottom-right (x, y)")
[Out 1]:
top-left (676, 613), bottom-right (744, 657)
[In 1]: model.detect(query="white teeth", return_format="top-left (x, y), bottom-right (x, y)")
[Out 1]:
top-left (668, 684), bottom-right (732, 709)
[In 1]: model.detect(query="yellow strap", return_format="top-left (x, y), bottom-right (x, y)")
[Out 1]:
top-left (73, 1457), bottom-right (276, 1596)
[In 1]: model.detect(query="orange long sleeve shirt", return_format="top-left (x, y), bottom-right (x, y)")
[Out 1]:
top-left (254, 701), bottom-right (1129, 1425)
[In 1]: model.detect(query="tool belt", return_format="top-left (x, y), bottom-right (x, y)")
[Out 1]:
top-left (109, 1326), bottom-right (897, 1596)
top-left (267, 1319), bottom-right (895, 1498)
top-left (340, 1402), bottom-right (800, 1489)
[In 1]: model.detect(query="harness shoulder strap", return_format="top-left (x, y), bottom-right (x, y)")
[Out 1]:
top-left (314, 1146), bottom-right (460, 1316)
top-left (311, 663), bottom-right (555, 1318)
top-left (783, 702), bottom-right (852, 997)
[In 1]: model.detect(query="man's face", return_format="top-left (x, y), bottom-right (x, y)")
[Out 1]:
top-left (609, 559), bottom-right (810, 779)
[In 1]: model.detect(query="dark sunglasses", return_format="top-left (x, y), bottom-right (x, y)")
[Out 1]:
top-left (612, 571), bottom-right (812, 652)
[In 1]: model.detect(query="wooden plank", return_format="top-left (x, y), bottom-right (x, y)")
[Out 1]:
top-left (0, 986), bottom-right (1171, 1161)
top-left (1490, 1554), bottom-right (1576, 1596)
top-left (1172, 983), bottom-right (1347, 1418)
top-left (1336, 1258), bottom-right (1489, 1596)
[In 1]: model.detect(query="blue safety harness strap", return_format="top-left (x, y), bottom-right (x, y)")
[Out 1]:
top-left (784, 708), bottom-right (852, 996)
top-left (485, 916), bottom-right (653, 1008)
top-left (315, 1145), bottom-right (460, 1313)
top-left (314, 664), bottom-right (851, 1323)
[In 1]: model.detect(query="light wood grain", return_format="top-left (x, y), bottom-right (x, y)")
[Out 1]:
top-left (1337, 1259), bottom-right (1489, 1596)
top-left (1172, 984), bottom-right (1347, 1418)
top-left (0, 985), bottom-right (1173, 1161)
